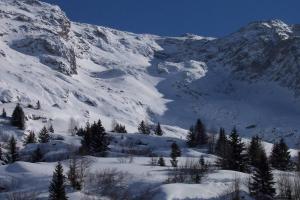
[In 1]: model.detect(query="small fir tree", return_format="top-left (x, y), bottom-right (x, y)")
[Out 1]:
top-left (49, 162), bottom-right (68, 200)
top-left (24, 131), bottom-right (37, 145)
top-left (248, 135), bottom-right (265, 168)
top-left (90, 120), bottom-right (109, 156)
top-left (227, 127), bottom-right (247, 172)
top-left (194, 119), bottom-right (208, 145)
top-left (250, 151), bottom-right (275, 199)
top-left (11, 103), bottom-right (25, 130)
top-left (5, 136), bottom-right (18, 164)
top-left (186, 126), bottom-right (197, 147)
top-left (32, 146), bottom-right (43, 162)
top-left (270, 138), bottom-right (291, 171)
top-left (36, 100), bottom-right (41, 110)
top-left (170, 142), bottom-right (181, 167)
top-left (38, 126), bottom-right (51, 143)
top-left (155, 122), bottom-right (163, 136)
top-left (49, 125), bottom-right (54, 133)
top-left (138, 120), bottom-right (150, 135)
top-left (158, 156), bottom-right (166, 166)
top-left (1, 108), bottom-right (6, 118)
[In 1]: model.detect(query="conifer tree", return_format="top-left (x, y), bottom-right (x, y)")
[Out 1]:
top-left (170, 142), bottom-right (181, 167)
top-left (227, 127), bottom-right (247, 172)
top-left (80, 122), bottom-right (92, 154)
top-left (32, 146), bottom-right (43, 163)
top-left (248, 135), bottom-right (265, 168)
top-left (38, 126), bottom-right (51, 143)
top-left (113, 123), bottom-right (127, 133)
top-left (215, 128), bottom-right (228, 156)
top-left (11, 103), bottom-right (25, 130)
top-left (49, 162), bottom-right (68, 200)
top-left (24, 131), bottom-right (37, 145)
top-left (158, 156), bottom-right (166, 166)
top-left (138, 120), bottom-right (150, 135)
top-left (155, 122), bottom-right (163, 136)
top-left (270, 138), bottom-right (291, 171)
top-left (194, 119), bottom-right (208, 145)
top-left (90, 120), bottom-right (109, 156)
top-left (250, 151), bottom-right (275, 199)
top-left (5, 136), bottom-right (18, 164)
top-left (36, 100), bottom-right (41, 110)
top-left (186, 126), bottom-right (197, 147)
top-left (49, 125), bottom-right (54, 133)
top-left (1, 108), bottom-right (6, 118)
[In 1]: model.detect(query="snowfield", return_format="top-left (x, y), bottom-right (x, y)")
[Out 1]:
top-left (0, 0), bottom-right (299, 199)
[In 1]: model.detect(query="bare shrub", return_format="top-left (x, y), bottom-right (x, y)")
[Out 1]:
top-left (6, 191), bottom-right (38, 200)
top-left (149, 156), bottom-right (158, 166)
top-left (67, 156), bottom-right (93, 190)
top-left (117, 155), bottom-right (134, 164)
top-left (277, 172), bottom-right (300, 200)
top-left (68, 117), bottom-right (79, 136)
top-left (166, 158), bottom-right (209, 184)
top-left (85, 168), bottom-right (131, 200)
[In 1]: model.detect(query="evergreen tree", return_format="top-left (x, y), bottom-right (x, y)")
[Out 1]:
top-left (250, 151), bottom-right (275, 200)
top-left (1, 108), bottom-right (6, 118)
top-left (138, 120), bottom-right (150, 135)
top-left (113, 123), bottom-right (127, 133)
top-left (32, 146), bottom-right (43, 162)
top-left (158, 156), bottom-right (166, 166)
top-left (186, 126), bottom-right (197, 147)
top-left (5, 136), bottom-right (18, 163)
top-left (297, 151), bottom-right (300, 171)
top-left (80, 122), bottom-right (92, 154)
top-left (194, 119), bottom-right (208, 145)
top-left (90, 120), bottom-right (109, 156)
top-left (36, 100), bottom-right (41, 110)
top-left (227, 127), bottom-right (247, 172)
top-left (11, 103), bottom-right (25, 130)
top-left (49, 162), bottom-right (68, 200)
top-left (49, 125), bottom-right (54, 133)
top-left (0, 144), bottom-right (3, 161)
top-left (248, 135), bottom-right (265, 168)
top-left (215, 128), bottom-right (227, 156)
top-left (170, 142), bottom-right (181, 167)
top-left (155, 122), bottom-right (163, 136)
top-left (270, 138), bottom-right (291, 171)
top-left (38, 126), bottom-right (51, 143)
top-left (24, 131), bottom-right (37, 145)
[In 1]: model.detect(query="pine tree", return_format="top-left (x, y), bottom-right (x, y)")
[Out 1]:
top-left (24, 131), bottom-right (37, 145)
top-left (170, 142), bottom-right (181, 167)
top-left (32, 146), bottom-right (43, 162)
top-left (155, 122), bottom-right (163, 136)
top-left (80, 122), bottom-right (92, 154)
top-left (186, 126), bottom-right (197, 147)
top-left (297, 151), bottom-right (300, 171)
top-left (227, 127), bottom-right (247, 172)
top-left (270, 138), bottom-right (291, 171)
top-left (158, 156), bottom-right (166, 166)
top-left (1, 108), bottom-right (6, 118)
top-left (138, 120), bottom-right (150, 135)
top-left (250, 151), bottom-right (275, 200)
top-left (90, 120), bottom-right (109, 156)
top-left (38, 126), bottom-right (51, 143)
top-left (194, 119), bottom-right (208, 145)
top-left (113, 123), bottom-right (127, 133)
top-left (5, 136), bottom-right (18, 163)
top-left (248, 135), bottom-right (265, 168)
top-left (49, 125), bottom-right (54, 133)
top-left (11, 103), bottom-right (25, 130)
top-left (49, 162), bottom-right (68, 200)
top-left (215, 128), bottom-right (227, 156)
top-left (36, 100), bottom-right (41, 110)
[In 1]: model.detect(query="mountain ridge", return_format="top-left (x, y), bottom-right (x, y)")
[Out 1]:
top-left (0, 0), bottom-right (300, 146)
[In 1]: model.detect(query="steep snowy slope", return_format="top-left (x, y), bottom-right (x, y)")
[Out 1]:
top-left (0, 0), bottom-right (300, 146)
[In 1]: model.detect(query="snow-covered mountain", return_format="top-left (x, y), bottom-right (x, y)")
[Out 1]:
top-left (1, 0), bottom-right (300, 146)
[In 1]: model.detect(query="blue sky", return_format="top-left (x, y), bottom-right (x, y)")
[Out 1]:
top-left (44, 0), bottom-right (300, 37)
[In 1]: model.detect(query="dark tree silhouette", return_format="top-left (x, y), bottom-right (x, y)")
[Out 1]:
top-left (49, 162), bottom-right (68, 200)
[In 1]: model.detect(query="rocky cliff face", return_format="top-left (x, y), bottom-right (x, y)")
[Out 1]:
top-left (0, 0), bottom-right (300, 145)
